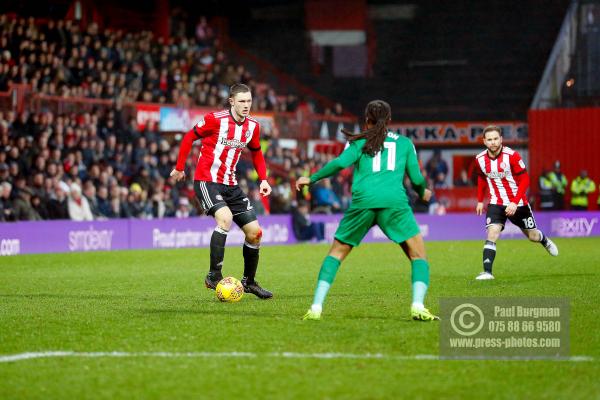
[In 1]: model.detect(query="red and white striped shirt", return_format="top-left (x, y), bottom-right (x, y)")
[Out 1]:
top-left (476, 146), bottom-right (530, 206)
top-left (175, 109), bottom-right (267, 185)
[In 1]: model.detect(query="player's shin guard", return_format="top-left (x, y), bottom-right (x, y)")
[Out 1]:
top-left (209, 227), bottom-right (228, 278)
top-left (242, 241), bottom-right (260, 283)
top-left (411, 259), bottom-right (430, 308)
top-left (312, 255), bottom-right (341, 309)
top-left (483, 240), bottom-right (496, 273)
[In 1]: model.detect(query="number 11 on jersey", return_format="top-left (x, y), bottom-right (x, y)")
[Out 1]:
top-left (372, 142), bottom-right (396, 172)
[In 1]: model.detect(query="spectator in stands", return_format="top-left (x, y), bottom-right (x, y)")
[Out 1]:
top-left (425, 150), bottom-right (448, 183)
top-left (157, 153), bottom-right (172, 179)
top-left (433, 171), bottom-right (448, 189)
top-left (162, 185), bottom-right (176, 217)
top-left (12, 187), bottom-right (41, 221)
top-left (570, 170), bottom-right (596, 211)
top-left (46, 182), bottom-right (69, 220)
top-left (292, 200), bottom-right (325, 242)
top-left (195, 16), bottom-right (214, 47)
top-left (96, 185), bottom-right (113, 218)
top-left (82, 180), bottom-right (100, 218)
top-left (127, 183), bottom-right (151, 218)
top-left (0, 181), bottom-right (14, 221)
top-left (312, 178), bottom-right (341, 214)
top-left (548, 160), bottom-right (568, 210)
top-left (150, 191), bottom-right (167, 219)
top-left (0, 162), bottom-right (9, 183)
top-left (453, 169), bottom-right (471, 187)
top-left (30, 194), bottom-right (49, 219)
top-left (115, 187), bottom-right (132, 218)
top-left (68, 182), bottom-right (93, 221)
top-left (175, 197), bottom-right (191, 218)
top-left (538, 168), bottom-right (555, 210)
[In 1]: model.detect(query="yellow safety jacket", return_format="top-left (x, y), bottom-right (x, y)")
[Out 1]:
top-left (570, 177), bottom-right (596, 207)
top-left (549, 172), bottom-right (568, 194)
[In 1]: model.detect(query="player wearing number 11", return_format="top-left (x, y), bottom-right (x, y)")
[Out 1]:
top-left (296, 100), bottom-right (438, 321)
top-left (474, 125), bottom-right (558, 281)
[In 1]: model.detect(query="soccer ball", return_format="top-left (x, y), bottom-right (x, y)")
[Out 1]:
top-left (215, 277), bottom-right (244, 302)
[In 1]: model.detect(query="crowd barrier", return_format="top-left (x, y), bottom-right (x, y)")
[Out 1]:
top-left (0, 212), bottom-right (598, 256)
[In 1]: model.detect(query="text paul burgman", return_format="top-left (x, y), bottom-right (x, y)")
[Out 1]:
top-left (494, 306), bottom-right (560, 319)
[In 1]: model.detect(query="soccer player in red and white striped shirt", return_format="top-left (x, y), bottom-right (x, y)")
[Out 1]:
top-left (474, 125), bottom-right (558, 280)
top-left (170, 84), bottom-right (273, 298)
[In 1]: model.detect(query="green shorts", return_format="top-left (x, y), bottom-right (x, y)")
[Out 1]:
top-left (334, 207), bottom-right (420, 247)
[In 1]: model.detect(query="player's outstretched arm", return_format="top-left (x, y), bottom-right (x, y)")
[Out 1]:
top-left (310, 143), bottom-right (361, 184)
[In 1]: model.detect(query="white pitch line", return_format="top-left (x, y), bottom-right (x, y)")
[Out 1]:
top-left (0, 351), bottom-right (594, 364)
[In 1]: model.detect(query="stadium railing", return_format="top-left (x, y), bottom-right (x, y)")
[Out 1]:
top-left (13, 89), bottom-right (359, 143)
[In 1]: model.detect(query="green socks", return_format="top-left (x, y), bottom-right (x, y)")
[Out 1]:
top-left (311, 256), bottom-right (430, 311)
top-left (312, 255), bottom-right (341, 308)
top-left (411, 258), bottom-right (430, 308)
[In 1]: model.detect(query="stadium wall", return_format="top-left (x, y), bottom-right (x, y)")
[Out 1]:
top-left (529, 107), bottom-right (600, 207)
top-left (1, 212), bottom-right (599, 256)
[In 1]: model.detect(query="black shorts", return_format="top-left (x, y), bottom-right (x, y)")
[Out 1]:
top-left (193, 181), bottom-right (257, 227)
top-left (486, 204), bottom-right (537, 231)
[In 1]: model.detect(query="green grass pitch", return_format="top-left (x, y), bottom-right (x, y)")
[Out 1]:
top-left (1, 238), bottom-right (599, 399)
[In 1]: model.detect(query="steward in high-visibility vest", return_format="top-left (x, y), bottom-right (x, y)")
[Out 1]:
top-left (538, 170), bottom-right (555, 210)
top-left (570, 170), bottom-right (596, 210)
top-left (548, 161), bottom-right (568, 210)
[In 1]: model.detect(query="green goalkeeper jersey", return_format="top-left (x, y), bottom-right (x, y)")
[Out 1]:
top-left (310, 131), bottom-right (426, 209)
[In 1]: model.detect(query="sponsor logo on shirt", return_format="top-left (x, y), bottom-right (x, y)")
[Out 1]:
top-left (486, 171), bottom-right (509, 179)
top-left (219, 137), bottom-right (247, 148)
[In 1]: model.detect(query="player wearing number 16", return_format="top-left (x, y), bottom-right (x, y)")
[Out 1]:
top-left (170, 84), bottom-right (273, 299)
top-left (474, 125), bottom-right (558, 281)
top-left (296, 100), bottom-right (438, 321)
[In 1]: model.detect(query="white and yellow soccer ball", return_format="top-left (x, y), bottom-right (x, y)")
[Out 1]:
top-left (215, 277), bottom-right (244, 302)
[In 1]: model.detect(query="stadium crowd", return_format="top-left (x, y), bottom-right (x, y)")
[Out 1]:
top-left (0, 14), bottom-right (300, 112)
top-left (0, 98), bottom-right (455, 222)
top-left (0, 13), bottom-right (310, 222)
top-left (2, 105), bottom-right (597, 223)
top-left (0, 13), bottom-right (372, 222)
top-left (0, 103), bottom-right (356, 221)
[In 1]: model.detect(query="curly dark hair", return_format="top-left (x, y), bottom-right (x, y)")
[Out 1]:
top-left (341, 100), bottom-right (391, 157)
